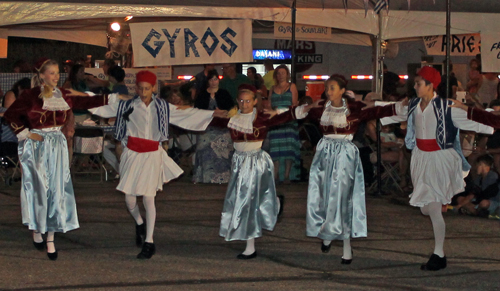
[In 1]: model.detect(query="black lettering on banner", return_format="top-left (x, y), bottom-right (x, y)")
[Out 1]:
top-left (141, 25), bottom-right (239, 58)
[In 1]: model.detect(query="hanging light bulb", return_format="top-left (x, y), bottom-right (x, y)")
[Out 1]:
top-left (110, 22), bottom-right (121, 32)
top-left (124, 15), bottom-right (133, 22)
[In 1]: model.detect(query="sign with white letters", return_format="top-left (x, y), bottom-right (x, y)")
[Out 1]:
top-left (130, 20), bottom-right (253, 67)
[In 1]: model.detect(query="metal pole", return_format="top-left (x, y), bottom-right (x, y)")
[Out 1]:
top-left (291, 0), bottom-right (297, 84)
top-left (445, 0), bottom-right (451, 99)
top-left (371, 35), bottom-right (377, 92)
top-left (375, 12), bottom-right (384, 196)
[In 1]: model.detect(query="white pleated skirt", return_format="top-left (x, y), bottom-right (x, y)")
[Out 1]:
top-left (117, 146), bottom-right (183, 196)
top-left (409, 147), bottom-right (466, 207)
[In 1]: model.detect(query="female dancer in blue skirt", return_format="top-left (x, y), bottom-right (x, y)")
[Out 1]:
top-left (297, 76), bottom-right (404, 264)
top-left (3, 59), bottom-right (112, 260)
top-left (210, 84), bottom-right (316, 259)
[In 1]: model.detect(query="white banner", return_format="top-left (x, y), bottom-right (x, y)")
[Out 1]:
top-left (481, 33), bottom-right (500, 72)
top-left (85, 67), bottom-right (172, 96)
top-left (130, 20), bottom-right (253, 67)
top-left (423, 33), bottom-right (480, 56)
top-left (274, 22), bottom-right (332, 40)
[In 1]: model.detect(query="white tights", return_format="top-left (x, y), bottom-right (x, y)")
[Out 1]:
top-left (33, 231), bottom-right (55, 252)
top-left (323, 239), bottom-right (352, 259)
top-left (243, 238), bottom-right (255, 255)
top-left (125, 195), bottom-right (156, 243)
top-left (420, 202), bottom-right (445, 257)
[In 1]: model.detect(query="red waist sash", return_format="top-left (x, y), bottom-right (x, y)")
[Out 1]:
top-left (127, 136), bottom-right (159, 153)
top-left (416, 138), bottom-right (441, 152)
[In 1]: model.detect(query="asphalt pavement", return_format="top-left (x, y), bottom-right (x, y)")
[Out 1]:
top-left (1, 176), bottom-right (499, 291)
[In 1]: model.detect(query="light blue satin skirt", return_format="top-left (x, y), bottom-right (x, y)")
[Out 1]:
top-left (306, 137), bottom-right (367, 240)
top-left (219, 149), bottom-right (279, 241)
top-left (18, 129), bottom-right (79, 233)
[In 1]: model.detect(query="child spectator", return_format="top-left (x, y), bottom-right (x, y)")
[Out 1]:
top-left (455, 155), bottom-right (500, 217)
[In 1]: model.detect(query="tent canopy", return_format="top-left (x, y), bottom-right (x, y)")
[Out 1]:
top-left (0, 1), bottom-right (499, 46)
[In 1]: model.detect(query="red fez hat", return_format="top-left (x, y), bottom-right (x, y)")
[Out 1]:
top-left (136, 70), bottom-right (157, 86)
top-left (417, 66), bottom-right (441, 90)
top-left (238, 84), bottom-right (257, 94)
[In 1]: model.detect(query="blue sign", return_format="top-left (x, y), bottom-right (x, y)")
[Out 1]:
top-left (253, 49), bottom-right (292, 60)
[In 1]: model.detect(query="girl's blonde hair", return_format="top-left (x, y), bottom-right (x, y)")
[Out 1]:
top-left (31, 59), bottom-right (59, 99)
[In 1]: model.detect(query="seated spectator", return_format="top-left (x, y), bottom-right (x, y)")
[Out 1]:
top-left (108, 66), bottom-right (128, 95)
top-left (466, 100), bottom-right (500, 177)
top-left (485, 100), bottom-right (500, 171)
top-left (454, 155), bottom-right (500, 217)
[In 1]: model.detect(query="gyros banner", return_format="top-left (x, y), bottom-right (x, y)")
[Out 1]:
top-left (130, 20), bottom-right (253, 67)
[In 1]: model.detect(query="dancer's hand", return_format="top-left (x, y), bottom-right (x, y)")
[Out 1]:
top-left (401, 97), bottom-right (409, 107)
top-left (213, 108), bottom-right (228, 118)
top-left (28, 132), bottom-right (44, 142)
top-left (449, 99), bottom-right (468, 111)
top-left (263, 108), bottom-right (278, 118)
top-left (67, 89), bottom-right (89, 96)
top-left (303, 99), bottom-right (323, 113)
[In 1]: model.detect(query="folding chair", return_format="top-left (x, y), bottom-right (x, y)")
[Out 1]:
top-left (71, 127), bottom-right (106, 183)
top-left (365, 136), bottom-right (404, 194)
top-left (298, 121), bottom-right (322, 151)
top-left (0, 117), bottom-right (21, 186)
top-left (0, 142), bottom-right (21, 186)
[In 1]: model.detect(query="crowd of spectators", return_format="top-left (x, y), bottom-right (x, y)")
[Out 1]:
top-left (2, 57), bottom-right (500, 219)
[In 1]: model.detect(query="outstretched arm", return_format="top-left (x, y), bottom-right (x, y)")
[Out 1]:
top-left (87, 94), bottom-right (120, 118)
top-left (451, 107), bottom-right (493, 134)
top-left (450, 99), bottom-right (500, 129)
top-left (169, 104), bottom-right (223, 131)
top-left (374, 100), bottom-right (408, 125)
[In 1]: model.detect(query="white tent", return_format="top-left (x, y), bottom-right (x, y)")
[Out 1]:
top-left (1, 1), bottom-right (500, 44)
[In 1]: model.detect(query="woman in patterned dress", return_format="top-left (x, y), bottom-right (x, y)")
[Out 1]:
top-left (267, 65), bottom-right (300, 184)
top-left (193, 70), bottom-right (236, 183)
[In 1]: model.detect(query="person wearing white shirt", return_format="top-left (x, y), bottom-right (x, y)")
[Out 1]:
top-left (90, 71), bottom-right (226, 259)
top-left (380, 66), bottom-right (493, 271)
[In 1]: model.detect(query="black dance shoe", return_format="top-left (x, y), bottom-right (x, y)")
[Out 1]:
top-left (33, 240), bottom-right (45, 251)
top-left (420, 254), bottom-right (447, 271)
top-left (341, 250), bottom-right (353, 264)
top-left (278, 195), bottom-right (285, 218)
top-left (46, 241), bottom-right (58, 261)
top-left (135, 223), bottom-right (146, 248)
top-left (137, 242), bottom-right (156, 259)
top-left (236, 251), bottom-right (257, 260)
top-left (321, 242), bottom-right (331, 253)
